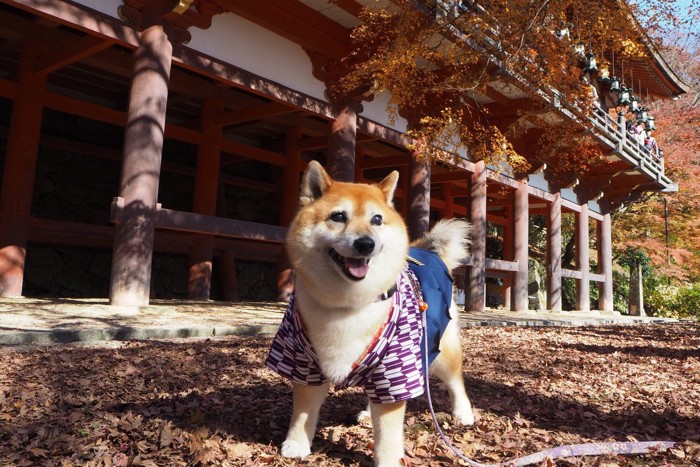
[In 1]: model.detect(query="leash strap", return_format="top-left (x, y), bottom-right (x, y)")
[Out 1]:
top-left (419, 312), bottom-right (677, 466)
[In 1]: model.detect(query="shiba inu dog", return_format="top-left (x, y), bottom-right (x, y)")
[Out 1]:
top-left (266, 161), bottom-right (474, 466)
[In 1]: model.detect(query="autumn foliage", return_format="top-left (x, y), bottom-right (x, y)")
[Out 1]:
top-left (613, 41), bottom-right (700, 282)
top-left (332, 0), bottom-right (689, 184)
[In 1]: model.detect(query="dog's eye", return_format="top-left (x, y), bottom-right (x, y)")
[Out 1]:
top-left (330, 211), bottom-right (347, 223)
top-left (371, 214), bottom-right (383, 226)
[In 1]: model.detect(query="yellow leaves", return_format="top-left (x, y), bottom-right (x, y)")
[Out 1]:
top-left (620, 39), bottom-right (646, 58)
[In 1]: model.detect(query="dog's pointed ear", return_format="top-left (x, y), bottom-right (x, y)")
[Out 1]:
top-left (377, 170), bottom-right (399, 206)
top-left (299, 161), bottom-right (333, 205)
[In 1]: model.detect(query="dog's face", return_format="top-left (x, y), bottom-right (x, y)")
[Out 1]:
top-left (287, 161), bottom-right (409, 306)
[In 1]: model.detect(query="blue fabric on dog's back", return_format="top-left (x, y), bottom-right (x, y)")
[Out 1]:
top-left (408, 247), bottom-right (453, 367)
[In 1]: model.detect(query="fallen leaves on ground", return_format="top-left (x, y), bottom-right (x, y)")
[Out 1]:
top-left (1, 322), bottom-right (698, 466)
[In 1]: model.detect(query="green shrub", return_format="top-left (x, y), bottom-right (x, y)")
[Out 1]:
top-left (645, 284), bottom-right (679, 317)
top-left (613, 268), bottom-right (630, 313)
top-left (645, 283), bottom-right (700, 319)
top-left (673, 284), bottom-right (700, 319)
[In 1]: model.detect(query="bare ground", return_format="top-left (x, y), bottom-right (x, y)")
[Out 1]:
top-left (1, 322), bottom-right (698, 466)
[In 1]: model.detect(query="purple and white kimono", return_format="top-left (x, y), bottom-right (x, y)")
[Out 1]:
top-left (266, 269), bottom-right (425, 404)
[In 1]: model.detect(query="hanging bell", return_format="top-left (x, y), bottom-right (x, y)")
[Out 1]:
top-left (556, 24), bottom-right (570, 40)
top-left (617, 86), bottom-right (631, 106)
top-left (640, 108), bottom-right (649, 122)
top-left (574, 42), bottom-right (586, 56)
top-left (597, 67), bottom-right (610, 83)
top-left (610, 76), bottom-right (621, 92)
top-left (584, 53), bottom-right (598, 73)
top-left (629, 96), bottom-right (639, 112)
top-left (646, 115), bottom-right (656, 130)
top-left (636, 107), bottom-right (648, 123)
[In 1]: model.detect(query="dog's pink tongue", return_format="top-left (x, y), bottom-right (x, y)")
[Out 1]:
top-left (345, 257), bottom-right (369, 279)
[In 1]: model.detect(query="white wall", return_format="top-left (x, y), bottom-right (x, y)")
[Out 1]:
top-left (188, 14), bottom-right (409, 133)
top-left (74, 0), bottom-right (122, 18)
top-left (188, 14), bottom-right (327, 101)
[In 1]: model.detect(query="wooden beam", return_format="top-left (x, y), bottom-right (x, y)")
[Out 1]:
top-left (331, 0), bottom-right (365, 17)
top-left (110, 198), bottom-right (288, 243)
top-left (485, 258), bottom-right (519, 272)
top-left (220, 138), bottom-right (287, 166)
top-left (590, 272), bottom-right (605, 283)
top-left (431, 171), bottom-right (468, 184)
top-left (155, 207), bottom-right (287, 243)
top-left (562, 268), bottom-right (582, 279)
top-left (5, 0), bottom-right (140, 47)
top-left (361, 155), bottom-right (410, 169)
top-left (221, 0), bottom-right (351, 58)
top-left (296, 132), bottom-right (377, 151)
top-left (34, 34), bottom-right (113, 75)
top-left (483, 83), bottom-right (513, 105)
top-left (28, 217), bottom-right (283, 261)
top-left (217, 101), bottom-right (296, 127)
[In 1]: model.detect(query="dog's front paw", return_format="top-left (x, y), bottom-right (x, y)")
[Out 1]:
top-left (356, 409), bottom-right (371, 424)
top-left (281, 439), bottom-right (311, 459)
top-left (452, 407), bottom-right (475, 426)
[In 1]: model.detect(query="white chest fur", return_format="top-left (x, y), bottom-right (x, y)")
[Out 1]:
top-left (294, 288), bottom-right (392, 384)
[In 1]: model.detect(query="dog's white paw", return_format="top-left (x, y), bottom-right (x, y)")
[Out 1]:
top-left (452, 407), bottom-right (475, 426)
top-left (280, 439), bottom-right (311, 459)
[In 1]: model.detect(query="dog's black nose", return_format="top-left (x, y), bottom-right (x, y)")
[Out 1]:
top-left (354, 236), bottom-right (375, 255)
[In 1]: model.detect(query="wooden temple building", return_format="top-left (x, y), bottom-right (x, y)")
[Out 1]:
top-left (0, 0), bottom-right (689, 311)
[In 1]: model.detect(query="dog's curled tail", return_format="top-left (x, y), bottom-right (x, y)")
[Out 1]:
top-left (411, 218), bottom-right (471, 272)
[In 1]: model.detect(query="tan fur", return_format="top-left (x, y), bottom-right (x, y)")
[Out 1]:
top-left (280, 161), bottom-right (474, 467)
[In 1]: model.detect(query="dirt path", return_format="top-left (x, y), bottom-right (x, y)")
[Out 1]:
top-left (1, 323), bottom-right (698, 466)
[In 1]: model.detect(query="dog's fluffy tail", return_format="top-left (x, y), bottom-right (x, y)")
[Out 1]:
top-left (410, 218), bottom-right (471, 272)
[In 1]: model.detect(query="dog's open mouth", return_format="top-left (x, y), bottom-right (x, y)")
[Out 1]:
top-left (328, 248), bottom-right (370, 281)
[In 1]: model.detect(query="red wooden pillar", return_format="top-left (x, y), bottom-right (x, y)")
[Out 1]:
top-left (598, 212), bottom-right (613, 312)
top-left (0, 40), bottom-right (47, 296)
top-left (547, 193), bottom-right (562, 311)
top-left (502, 204), bottom-right (513, 309)
top-left (399, 166), bottom-right (409, 220)
top-left (109, 25), bottom-right (173, 306)
top-left (187, 98), bottom-right (223, 300)
top-left (327, 101), bottom-right (359, 182)
top-left (277, 126), bottom-right (303, 301)
top-left (512, 181), bottom-right (529, 311)
top-left (216, 181), bottom-right (238, 302)
top-left (408, 152), bottom-right (431, 240)
top-left (575, 203), bottom-right (590, 311)
top-left (281, 126), bottom-right (303, 226)
top-left (466, 160), bottom-right (486, 311)
top-left (442, 183), bottom-right (454, 218)
top-left (355, 147), bottom-right (365, 182)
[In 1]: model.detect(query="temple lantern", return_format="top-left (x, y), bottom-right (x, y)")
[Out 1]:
top-left (556, 23), bottom-right (570, 40)
top-left (629, 95), bottom-right (639, 112)
top-left (583, 53), bottom-right (598, 73)
top-left (617, 85), bottom-right (631, 106)
top-left (610, 76), bottom-right (621, 92)
top-left (637, 107), bottom-right (649, 122)
top-left (597, 67), bottom-right (610, 83)
top-left (646, 114), bottom-right (656, 130)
